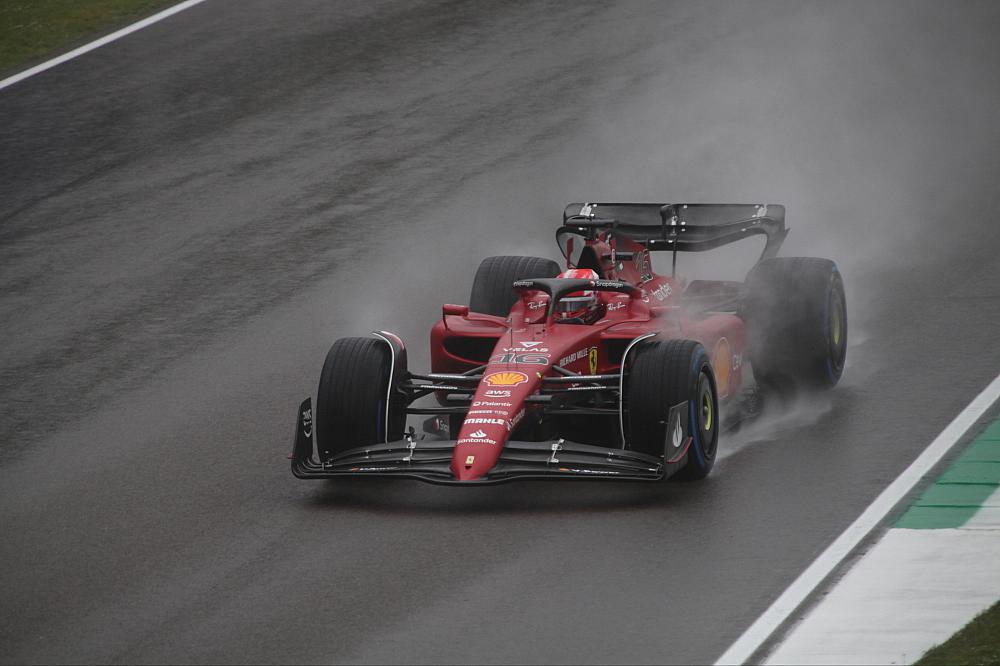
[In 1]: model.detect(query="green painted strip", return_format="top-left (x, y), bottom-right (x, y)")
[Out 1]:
top-left (913, 483), bottom-right (1000, 506)
top-left (938, 462), bottom-right (1000, 485)
top-left (896, 419), bottom-right (1000, 529)
top-left (981, 420), bottom-right (1000, 440)
top-left (896, 506), bottom-right (982, 529)
top-left (960, 443), bottom-right (1000, 462)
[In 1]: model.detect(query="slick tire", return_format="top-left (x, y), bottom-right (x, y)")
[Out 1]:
top-left (316, 337), bottom-right (406, 461)
top-left (744, 257), bottom-right (847, 393)
top-left (626, 339), bottom-right (719, 481)
top-left (470, 256), bottom-right (561, 317)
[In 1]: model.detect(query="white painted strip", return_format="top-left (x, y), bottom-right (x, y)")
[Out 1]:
top-left (766, 529), bottom-right (1000, 665)
top-left (963, 485), bottom-right (1000, 529)
top-left (0, 0), bottom-right (209, 92)
top-left (715, 370), bottom-right (1000, 666)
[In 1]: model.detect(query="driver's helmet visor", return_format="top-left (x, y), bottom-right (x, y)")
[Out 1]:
top-left (557, 294), bottom-right (596, 314)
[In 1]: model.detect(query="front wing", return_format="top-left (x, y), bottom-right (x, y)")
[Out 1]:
top-left (289, 399), bottom-right (682, 484)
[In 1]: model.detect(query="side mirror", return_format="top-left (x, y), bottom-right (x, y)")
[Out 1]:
top-left (442, 304), bottom-right (469, 317)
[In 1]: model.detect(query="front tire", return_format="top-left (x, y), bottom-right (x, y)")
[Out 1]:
top-left (469, 255), bottom-right (561, 316)
top-left (315, 337), bottom-right (406, 461)
top-left (625, 339), bottom-right (719, 481)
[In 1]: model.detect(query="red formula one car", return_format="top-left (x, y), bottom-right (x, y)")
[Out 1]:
top-left (290, 203), bottom-right (847, 484)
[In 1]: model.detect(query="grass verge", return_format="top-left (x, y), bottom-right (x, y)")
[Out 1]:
top-left (917, 599), bottom-right (1000, 665)
top-left (0, 0), bottom-right (179, 76)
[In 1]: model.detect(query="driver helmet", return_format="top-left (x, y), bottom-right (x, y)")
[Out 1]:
top-left (556, 268), bottom-right (601, 322)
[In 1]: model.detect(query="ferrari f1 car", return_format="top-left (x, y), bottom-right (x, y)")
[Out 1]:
top-left (289, 203), bottom-right (846, 484)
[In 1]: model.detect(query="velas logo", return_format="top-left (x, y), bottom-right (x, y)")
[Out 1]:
top-left (484, 371), bottom-right (528, 387)
top-left (520, 341), bottom-right (543, 348)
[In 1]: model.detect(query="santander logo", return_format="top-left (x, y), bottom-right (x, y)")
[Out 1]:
top-left (469, 429), bottom-right (488, 438)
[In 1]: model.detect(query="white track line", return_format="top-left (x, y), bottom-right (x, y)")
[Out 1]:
top-left (0, 0), bottom-right (209, 92)
top-left (715, 370), bottom-right (1000, 665)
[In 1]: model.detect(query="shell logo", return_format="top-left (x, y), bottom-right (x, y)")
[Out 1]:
top-left (484, 371), bottom-right (528, 387)
top-left (713, 338), bottom-right (732, 398)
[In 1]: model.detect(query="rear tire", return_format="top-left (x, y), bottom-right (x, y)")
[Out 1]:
top-left (316, 337), bottom-right (406, 461)
top-left (744, 257), bottom-right (847, 393)
top-left (625, 339), bottom-right (719, 481)
top-left (469, 256), bottom-right (561, 316)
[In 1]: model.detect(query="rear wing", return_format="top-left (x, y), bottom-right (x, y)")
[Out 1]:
top-left (561, 202), bottom-right (787, 260)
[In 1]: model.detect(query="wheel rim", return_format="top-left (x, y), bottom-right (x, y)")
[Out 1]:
top-left (697, 371), bottom-right (717, 459)
top-left (831, 304), bottom-right (842, 347)
top-left (701, 386), bottom-right (713, 432)
top-left (828, 286), bottom-right (847, 373)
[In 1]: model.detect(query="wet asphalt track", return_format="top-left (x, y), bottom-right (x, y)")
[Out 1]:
top-left (3, 1), bottom-right (1000, 663)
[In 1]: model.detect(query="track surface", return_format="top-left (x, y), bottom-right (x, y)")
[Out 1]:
top-left (2, 1), bottom-right (1000, 663)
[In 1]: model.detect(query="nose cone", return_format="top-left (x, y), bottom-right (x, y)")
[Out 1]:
top-left (450, 368), bottom-right (537, 481)
top-left (451, 424), bottom-right (505, 480)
